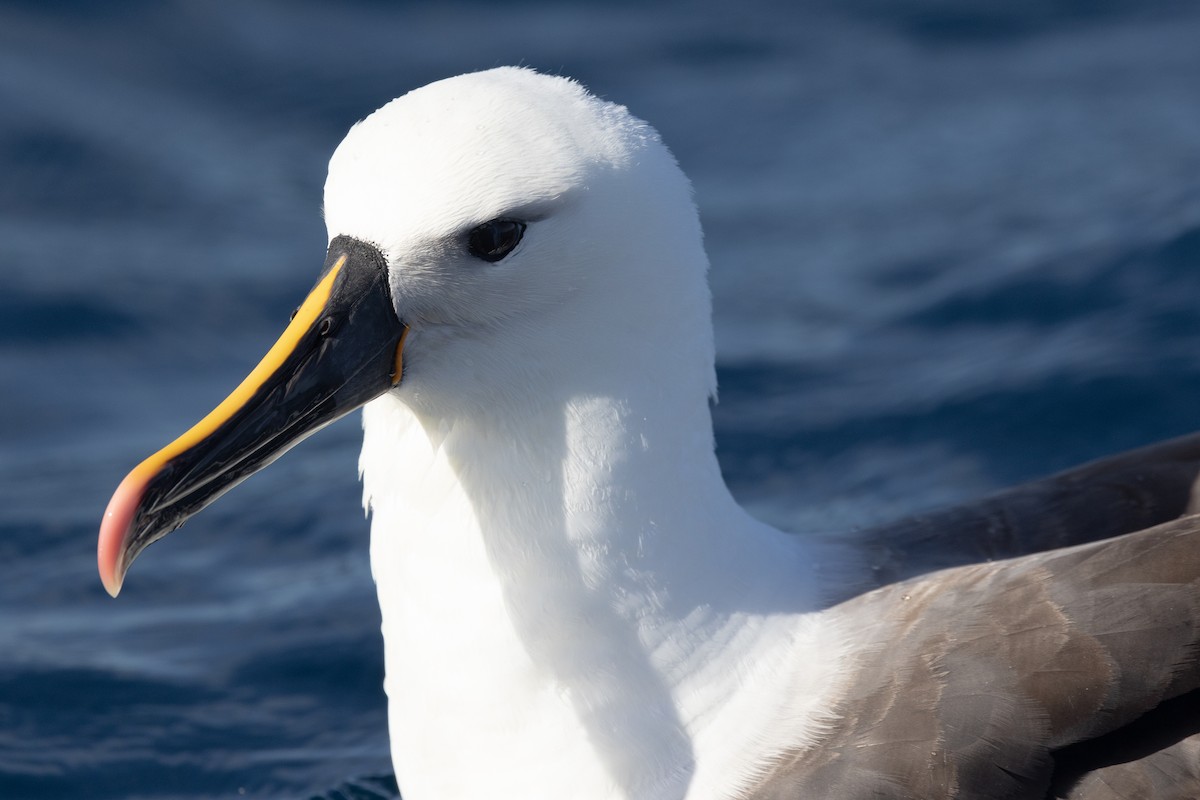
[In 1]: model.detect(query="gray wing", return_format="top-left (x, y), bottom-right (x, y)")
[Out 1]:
top-left (750, 514), bottom-right (1200, 799)
top-left (854, 432), bottom-right (1200, 590)
top-left (1052, 694), bottom-right (1200, 799)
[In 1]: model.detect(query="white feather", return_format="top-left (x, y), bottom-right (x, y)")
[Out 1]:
top-left (337, 67), bottom-right (850, 800)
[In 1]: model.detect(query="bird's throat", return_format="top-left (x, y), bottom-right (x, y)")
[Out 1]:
top-left (359, 391), bottom-right (843, 800)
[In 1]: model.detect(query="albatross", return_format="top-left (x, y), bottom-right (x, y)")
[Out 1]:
top-left (98, 67), bottom-right (1200, 799)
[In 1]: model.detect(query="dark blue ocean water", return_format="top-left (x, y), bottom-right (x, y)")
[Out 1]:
top-left (3, 1), bottom-right (1200, 797)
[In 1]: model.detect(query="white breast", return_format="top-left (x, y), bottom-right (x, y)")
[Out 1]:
top-left (361, 391), bottom-right (850, 800)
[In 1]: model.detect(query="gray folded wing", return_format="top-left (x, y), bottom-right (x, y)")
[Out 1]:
top-left (1052, 693), bottom-right (1200, 798)
top-left (855, 431), bottom-right (1200, 590)
top-left (752, 514), bottom-right (1200, 799)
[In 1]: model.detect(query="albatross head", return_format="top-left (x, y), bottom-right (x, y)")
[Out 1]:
top-left (98, 67), bottom-right (716, 595)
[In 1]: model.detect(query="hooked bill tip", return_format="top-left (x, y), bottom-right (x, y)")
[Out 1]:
top-left (100, 568), bottom-right (123, 599)
top-left (98, 470), bottom-right (148, 598)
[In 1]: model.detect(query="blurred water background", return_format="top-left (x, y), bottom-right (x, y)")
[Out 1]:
top-left (3, 1), bottom-right (1200, 797)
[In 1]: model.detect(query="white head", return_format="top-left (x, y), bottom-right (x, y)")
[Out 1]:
top-left (324, 67), bottom-right (716, 425)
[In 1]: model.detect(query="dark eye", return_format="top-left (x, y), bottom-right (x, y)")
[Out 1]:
top-left (467, 219), bottom-right (526, 263)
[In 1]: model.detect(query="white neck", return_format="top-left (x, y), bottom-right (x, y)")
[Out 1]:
top-left (361, 365), bottom-right (847, 799)
top-left (318, 68), bottom-right (855, 799)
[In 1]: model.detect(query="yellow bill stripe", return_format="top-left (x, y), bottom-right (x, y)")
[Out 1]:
top-left (124, 255), bottom-right (346, 487)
